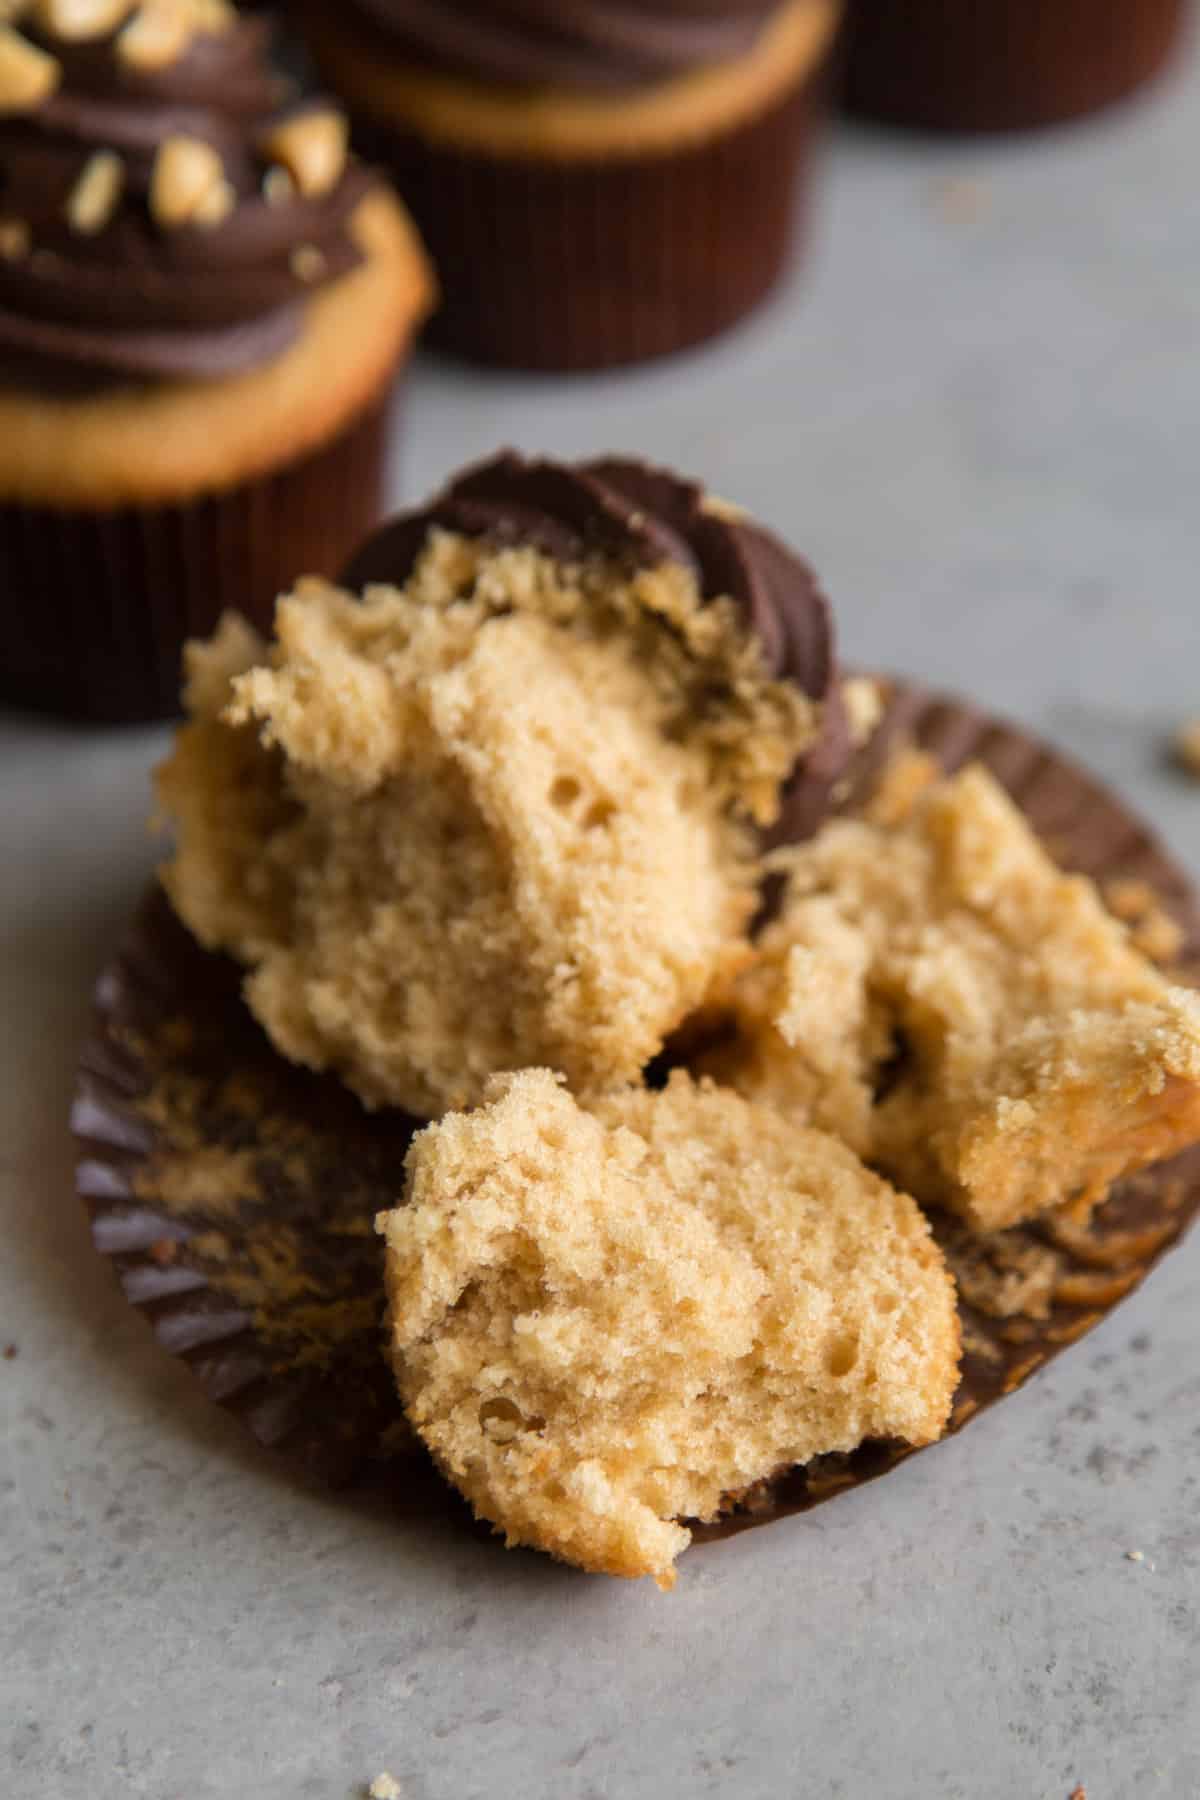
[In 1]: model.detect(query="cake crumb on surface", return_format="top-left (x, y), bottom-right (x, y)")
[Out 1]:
top-left (1172, 719), bottom-right (1200, 777)
top-left (368, 1775), bottom-right (403, 1800)
top-left (933, 175), bottom-right (990, 222)
top-left (157, 534), bottom-right (814, 1118)
top-left (379, 1070), bottom-right (959, 1589)
top-left (714, 762), bottom-right (1200, 1232)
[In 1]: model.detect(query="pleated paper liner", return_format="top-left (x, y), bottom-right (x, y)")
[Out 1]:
top-left (0, 396), bottom-right (391, 727)
top-left (346, 68), bottom-right (827, 373)
top-left (72, 681), bottom-right (1200, 1544)
top-left (839, 0), bottom-right (1186, 134)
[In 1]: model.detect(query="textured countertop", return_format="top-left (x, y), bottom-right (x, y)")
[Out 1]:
top-left (5, 35), bottom-right (1200, 1800)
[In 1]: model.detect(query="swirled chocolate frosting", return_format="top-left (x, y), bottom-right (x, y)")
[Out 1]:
top-left (0, 4), bottom-right (373, 384)
top-left (346, 0), bottom-right (786, 89)
top-left (343, 450), bottom-right (851, 839)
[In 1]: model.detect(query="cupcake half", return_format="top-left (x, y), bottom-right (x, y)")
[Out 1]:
top-left (299, 0), bottom-right (841, 370)
top-left (0, 0), bottom-right (433, 723)
top-left (155, 451), bottom-right (848, 1117)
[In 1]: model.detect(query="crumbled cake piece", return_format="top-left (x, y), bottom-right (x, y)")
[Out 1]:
top-left (1104, 878), bottom-right (1186, 965)
top-left (157, 532), bottom-right (814, 1117)
top-left (379, 1069), bottom-right (960, 1589)
top-left (714, 762), bottom-right (1200, 1232)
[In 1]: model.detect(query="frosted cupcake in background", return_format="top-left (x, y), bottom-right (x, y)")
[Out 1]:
top-left (840, 0), bottom-right (1187, 134)
top-left (0, 0), bottom-right (433, 723)
top-left (298, 0), bottom-right (842, 371)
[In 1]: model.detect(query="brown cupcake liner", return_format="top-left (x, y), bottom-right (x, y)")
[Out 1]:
top-left (840, 0), bottom-right (1187, 134)
top-left (71, 679), bottom-right (1200, 1550)
top-left (345, 67), bottom-right (829, 373)
top-left (0, 394), bottom-right (394, 727)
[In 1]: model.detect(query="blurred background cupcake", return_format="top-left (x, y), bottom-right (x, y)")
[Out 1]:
top-left (0, 0), bottom-right (433, 724)
top-left (298, 0), bottom-right (842, 371)
top-left (841, 0), bottom-right (1188, 134)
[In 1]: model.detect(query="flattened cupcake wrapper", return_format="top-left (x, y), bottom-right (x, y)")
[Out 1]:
top-left (72, 680), bottom-right (1200, 1543)
top-left (349, 67), bottom-right (828, 373)
top-left (840, 0), bottom-right (1186, 134)
top-left (0, 395), bottom-right (393, 726)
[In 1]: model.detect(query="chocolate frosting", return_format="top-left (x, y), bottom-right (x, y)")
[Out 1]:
top-left (0, 13), bottom-right (373, 383)
top-left (347, 0), bottom-right (785, 89)
top-left (343, 450), bottom-right (850, 838)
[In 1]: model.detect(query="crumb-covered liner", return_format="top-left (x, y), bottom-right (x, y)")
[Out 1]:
top-left (72, 680), bottom-right (1200, 1537)
top-left (349, 67), bottom-right (824, 372)
top-left (840, 0), bottom-right (1186, 134)
top-left (0, 400), bottom-right (391, 726)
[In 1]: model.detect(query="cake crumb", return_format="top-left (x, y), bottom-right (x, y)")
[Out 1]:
top-left (368, 1775), bottom-right (403, 1800)
top-left (1105, 878), bottom-right (1158, 922)
top-left (933, 175), bottom-right (990, 223)
top-left (1103, 879), bottom-right (1184, 965)
top-left (1068, 1786), bottom-right (1087, 1800)
top-left (2, 1343), bottom-right (16, 1360)
top-left (1172, 719), bottom-right (1200, 777)
top-left (1125, 1548), bottom-right (1156, 1571)
top-left (1131, 911), bottom-right (1184, 964)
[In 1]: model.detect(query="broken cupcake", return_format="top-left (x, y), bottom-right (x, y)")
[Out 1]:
top-left (105, 454), bottom-right (1200, 1590)
top-left (156, 452), bottom-right (848, 1118)
top-left (712, 754), bottom-right (1200, 1232)
top-left (378, 1070), bottom-right (960, 1589)
top-left (82, 676), bottom-right (1200, 1555)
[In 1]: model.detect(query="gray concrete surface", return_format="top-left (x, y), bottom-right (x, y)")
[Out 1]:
top-left (5, 34), bottom-right (1200, 1800)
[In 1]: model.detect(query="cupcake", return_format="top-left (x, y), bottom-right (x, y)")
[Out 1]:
top-left (0, 0), bottom-right (433, 723)
top-left (841, 0), bottom-right (1187, 134)
top-left (298, 0), bottom-right (842, 370)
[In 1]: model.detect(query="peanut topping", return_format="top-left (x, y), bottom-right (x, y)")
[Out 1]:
top-left (65, 148), bottom-right (124, 233)
top-left (260, 108), bottom-right (348, 199)
top-left (0, 22), bottom-right (59, 110)
top-left (150, 133), bottom-right (231, 228)
top-left (31, 0), bottom-right (135, 40)
top-left (191, 174), bottom-right (234, 226)
top-left (117, 0), bottom-right (190, 70)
